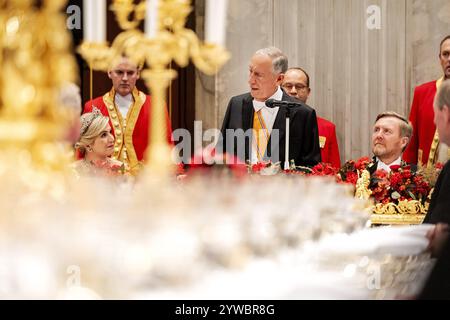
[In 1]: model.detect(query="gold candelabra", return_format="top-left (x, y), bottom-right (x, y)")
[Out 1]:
top-left (78, 0), bottom-right (230, 174)
top-left (0, 0), bottom-right (78, 171)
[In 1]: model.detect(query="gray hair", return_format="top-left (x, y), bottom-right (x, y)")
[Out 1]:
top-left (254, 47), bottom-right (288, 74)
top-left (435, 80), bottom-right (450, 111)
top-left (375, 111), bottom-right (412, 138)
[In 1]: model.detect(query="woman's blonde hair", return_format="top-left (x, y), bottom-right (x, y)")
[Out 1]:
top-left (75, 109), bottom-right (111, 155)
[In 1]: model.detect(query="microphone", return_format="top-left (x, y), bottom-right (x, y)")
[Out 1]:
top-left (265, 98), bottom-right (303, 108)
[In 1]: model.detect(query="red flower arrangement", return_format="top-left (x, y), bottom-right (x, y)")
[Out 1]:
top-left (337, 157), bottom-right (432, 206)
top-left (372, 165), bottom-right (431, 205)
top-left (248, 161), bottom-right (283, 175)
top-left (417, 162), bottom-right (444, 188)
top-left (337, 157), bottom-right (373, 185)
top-left (310, 162), bottom-right (340, 177)
top-left (250, 161), bottom-right (271, 173)
top-left (369, 169), bottom-right (389, 202)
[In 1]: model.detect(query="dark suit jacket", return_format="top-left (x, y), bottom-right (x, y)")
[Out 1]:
top-left (367, 157), bottom-right (418, 175)
top-left (418, 234), bottom-right (450, 299)
top-left (219, 92), bottom-right (321, 167)
top-left (423, 160), bottom-right (450, 225)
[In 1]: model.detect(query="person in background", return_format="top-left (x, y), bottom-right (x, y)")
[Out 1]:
top-left (419, 222), bottom-right (450, 299)
top-left (73, 107), bottom-right (125, 177)
top-left (83, 56), bottom-right (172, 175)
top-left (423, 80), bottom-right (450, 225)
top-left (371, 111), bottom-right (413, 173)
top-left (282, 67), bottom-right (341, 169)
top-left (219, 47), bottom-right (320, 167)
top-left (403, 35), bottom-right (450, 167)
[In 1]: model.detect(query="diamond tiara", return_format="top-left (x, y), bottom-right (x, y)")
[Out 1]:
top-left (80, 107), bottom-right (103, 136)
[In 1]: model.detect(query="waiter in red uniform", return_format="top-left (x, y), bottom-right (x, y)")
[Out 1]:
top-left (83, 56), bottom-right (172, 175)
top-left (282, 67), bottom-right (341, 169)
top-left (403, 35), bottom-right (450, 167)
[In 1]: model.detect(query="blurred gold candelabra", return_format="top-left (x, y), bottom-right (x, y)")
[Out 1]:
top-left (78, 0), bottom-right (230, 174)
top-left (0, 0), bottom-right (77, 171)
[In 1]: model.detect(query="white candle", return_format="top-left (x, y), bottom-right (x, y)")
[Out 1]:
top-left (145, 0), bottom-right (159, 38)
top-left (205, 0), bottom-right (228, 46)
top-left (83, 0), bottom-right (106, 42)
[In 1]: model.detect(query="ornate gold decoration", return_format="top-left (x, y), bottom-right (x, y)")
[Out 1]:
top-left (78, 0), bottom-right (230, 175)
top-left (0, 0), bottom-right (77, 171)
top-left (428, 130), bottom-right (440, 168)
top-left (355, 170), bottom-right (372, 200)
top-left (354, 170), bottom-right (430, 225)
top-left (110, 0), bottom-right (147, 30)
top-left (319, 136), bottom-right (326, 148)
top-left (371, 200), bottom-right (428, 225)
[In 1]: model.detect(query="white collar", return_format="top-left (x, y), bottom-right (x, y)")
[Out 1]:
top-left (115, 93), bottom-right (133, 105)
top-left (253, 87), bottom-right (283, 114)
top-left (376, 156), bottom-right (402, 172)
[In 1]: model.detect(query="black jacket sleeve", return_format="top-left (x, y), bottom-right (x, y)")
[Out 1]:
top-left (300, 107), bottom-right (321, 166)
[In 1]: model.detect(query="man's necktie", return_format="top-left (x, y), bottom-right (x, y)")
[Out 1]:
top-left (253, 110), bottom-right (270, 161)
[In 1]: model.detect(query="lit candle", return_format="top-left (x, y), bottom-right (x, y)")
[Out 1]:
top-left (145, 0), bottom-right (159, 38)
top-left (83, 0), bottom-right (106, 42)
top-left (205, 0), bottom-right (228, 46)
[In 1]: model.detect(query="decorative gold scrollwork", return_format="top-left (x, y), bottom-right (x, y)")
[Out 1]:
top-left (110, 0), bottom-right (147, 30)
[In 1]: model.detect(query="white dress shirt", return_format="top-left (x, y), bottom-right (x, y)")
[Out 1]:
top-left (376, 156), bottom-right (402, 173)
top-left (251, 87), bottom-right (283, 164)
top-left (115, 93), bottom-right (133, 118)
top-left (437, 142), bottom-right (450, 164)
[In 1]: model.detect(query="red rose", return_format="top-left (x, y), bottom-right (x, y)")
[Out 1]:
top-left (311, 162), bottom-right (339, 176)
top-left (346, 171), bottom-right (358, 184)
top-left (355, 157), bottom-right (371, 170)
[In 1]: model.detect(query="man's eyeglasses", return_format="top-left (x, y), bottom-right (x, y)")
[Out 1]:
top-left (282, 83), bottom-right (309, 91)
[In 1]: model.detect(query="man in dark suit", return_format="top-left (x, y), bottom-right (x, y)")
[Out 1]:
top-left (424, 79), bottom-right (450, 225)
top-left (418, 80), bottom-right (450, 300)
top-left (418, 232), bottom-right (450, 299)
top-left (219, 47), bottom-right (320, 167)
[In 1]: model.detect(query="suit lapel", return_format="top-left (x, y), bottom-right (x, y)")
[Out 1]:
top-left (269, 107), bottom-right (286, 145)
top-left (268, 93), bottom-right (290, 151)
top-left (242, 95), bottom-right (254, 131)
top-left (368, 157), bottom-right (378, 175)
top-left (242, 95), bottom-right (254, 160)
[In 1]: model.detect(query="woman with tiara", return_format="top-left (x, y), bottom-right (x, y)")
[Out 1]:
top-left (73, 107), bottom-right (127, 176)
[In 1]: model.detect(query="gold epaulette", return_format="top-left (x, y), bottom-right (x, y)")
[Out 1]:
top-left (319, 136), bottom-right (326, 148)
